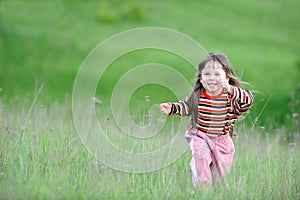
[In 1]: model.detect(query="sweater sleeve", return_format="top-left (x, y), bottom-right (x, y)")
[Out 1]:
top-left (230, 86), bottom-right (254, 116)
top-left (169, 98), bottom-right (190, 116)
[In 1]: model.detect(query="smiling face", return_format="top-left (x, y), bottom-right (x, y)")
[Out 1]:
top-left (200, 60), bottom-right (228, 96)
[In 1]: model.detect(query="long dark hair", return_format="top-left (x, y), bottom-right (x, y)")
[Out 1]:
top-left (187, 52), bottom-right (244, 127)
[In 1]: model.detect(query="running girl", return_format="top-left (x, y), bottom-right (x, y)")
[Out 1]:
top-left (159, 52), bottom-right (254, 189)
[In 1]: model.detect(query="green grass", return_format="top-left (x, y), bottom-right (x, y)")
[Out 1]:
top-left (0, 0), bottom-right (300, 124)
top-left (0, 99), bottom-right (299, 199)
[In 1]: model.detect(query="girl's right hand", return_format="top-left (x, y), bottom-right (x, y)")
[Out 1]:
top-left (159, 103), bottom-right (172, 115)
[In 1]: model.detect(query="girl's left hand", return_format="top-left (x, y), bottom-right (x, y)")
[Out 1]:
top-left (219, 78), bottom-right (231, 92)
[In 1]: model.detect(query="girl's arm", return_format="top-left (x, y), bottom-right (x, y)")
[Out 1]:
top-left (229, 86), bottom-right (254, 115)
top-left (159, 99), bottom-right (190, 116)
top-left (220, 78), bottom-right (254, 115)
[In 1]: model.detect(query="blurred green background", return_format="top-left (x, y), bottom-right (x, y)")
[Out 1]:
top-left (0, 0), bottom-right (299, 127)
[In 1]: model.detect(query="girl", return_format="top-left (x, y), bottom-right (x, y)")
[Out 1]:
top-left (159, 52), bottom-right (254, 189)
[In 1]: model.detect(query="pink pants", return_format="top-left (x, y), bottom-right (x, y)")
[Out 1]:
top-left (185, 129), bottom-right (235, 188)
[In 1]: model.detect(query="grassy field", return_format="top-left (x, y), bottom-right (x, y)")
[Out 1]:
top-left (0, 0), bottom-right (300, 123)
top-left (0, 101), bottom-right (299, 199)
top-left (0, 0), bottom-right (300, 199)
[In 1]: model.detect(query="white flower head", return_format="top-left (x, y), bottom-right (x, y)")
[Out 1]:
top-left (91, 97), bottom-right (102, 104)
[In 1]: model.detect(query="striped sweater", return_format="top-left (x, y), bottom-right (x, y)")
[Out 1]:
top-left (169, 86), bottom-right (254, 137)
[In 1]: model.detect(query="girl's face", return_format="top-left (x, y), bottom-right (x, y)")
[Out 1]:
top-left (200, 61), bottom-right (228, 96)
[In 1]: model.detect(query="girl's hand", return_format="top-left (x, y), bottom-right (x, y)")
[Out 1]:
top-left (219, 78), bottom-right (231, 92)
top-left (159, 103), bottom-right (172, 115)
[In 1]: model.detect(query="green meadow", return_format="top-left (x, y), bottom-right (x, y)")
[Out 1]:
top-left (0, 100), bottom-right (299, 199)
top-left (0, 0), bottom-right (299, 199)
top-left (1, 0), bottom-right (299, 122)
